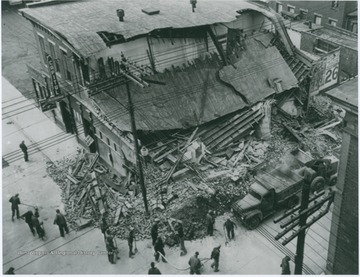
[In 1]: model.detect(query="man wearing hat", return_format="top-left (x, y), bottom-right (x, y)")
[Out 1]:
top-left (280, 256), bottom-right (291, 275)
top-left (151, 219), bottom-right (160, 246)
top-left (9, 194), bottom-right (21, 222)
top-left (53, 209), bottom-right (69, 237)
top-left (210, 245), bottom-right (221, 272)
top-left (188, 251), bottom-right (201, 275)
top-left (223, 218), bottom-right (237, 241)
top-left (128, 227), bottom-right (136, 258)
top-left (206, 211), bottom-right (214, 236)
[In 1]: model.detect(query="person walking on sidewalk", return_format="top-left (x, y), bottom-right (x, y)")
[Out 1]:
top-left (280, 256), bottom-right (291, 275)
top-left (210, 245), bottom-right (221, 272)
top-left (154, 237), bottom-right (167, 263)
top-left (128, 227), bottom-right (136, 258)
top-left (148, 262), bottom-right (161, 274)
top-left (151, 219), bottom-right (160, 246)
top-left (4, 267), bottom-right (15, 275)
top-left (206, 211), bottom-right (213, 236)
top-left (32, 213), bottom-right (45, 240)
top-left (188, 251), bottom-right (201, 275)
top-left (20, 210), bottom-right (35, 236)
top-left (53, 209), bottom-right (69, 237)
top-left (176, 222), bottom-right (187, 256)
top-left (105, 230), bottom-right (119, 264)
top-left (9, 194), bottom-right (21, 222)
top-left (223, 218), bottom-right (237, 240)
top-left (19, 141), bottom-right (28, 162)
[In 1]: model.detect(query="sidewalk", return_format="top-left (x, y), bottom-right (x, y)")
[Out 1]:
top-left (2, 77), bottom-right (330, 275)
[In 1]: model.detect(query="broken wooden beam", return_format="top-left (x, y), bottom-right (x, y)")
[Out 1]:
top-left (66, 174), bottom-right (80, 185)
top-left (283, 123), bottom-right (302, 141)
top-left (113, 206), bottom-right (122, 225)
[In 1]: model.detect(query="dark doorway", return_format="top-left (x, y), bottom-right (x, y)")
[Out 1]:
top-left (83, 118), bottom-right (97, 153)
top-left (59, 101), bottom-right (74, 133)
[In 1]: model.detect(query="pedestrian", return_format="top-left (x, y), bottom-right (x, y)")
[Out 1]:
top-left (151, 218), bottom-right (160, 246)
top-left (53, 209), bottom-right (69, 237)
top-left (128, 227), bottom-right (136, 258)
top-left (9, 194), bottom-right (21, 222)
top-left (141, 146), bottom-right (150, 167)
top-left (223, 218), bottom-right (237, 240)
top-left (280, 256), bottom-right (291, 275)
top-left (188, 251), bottom-right (201, 275)
top-left (206, 211), bottom-right (213, 236)
top-left (176, 222), bottom-right (187, 256)
top-left (154, 237), bottom-right (167, 263)
top-left (19, 140), bottom-right (29, 162)
top-left (4, 267), bottom-right (15, 275)
top-left (210, 245), bottom-right (221, 272)
top-left (32, 214), bottom-right (45, 240)
top-left (34, 207), bottom-right (40, 218)
top-left (100, 216), bottom-right (109, 240)
top-left (148, 262), bottom-right (161, 274)
top-left (105, 230), bottom-right (119, 264)
top-left (20, 210), bottom-right (35, 236)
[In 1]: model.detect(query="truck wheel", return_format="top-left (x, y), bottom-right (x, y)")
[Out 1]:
top-left (311, 176), bottom-right (325, 193)
top-left (246, 216), bottom-right (261, 230)
top-left (329, 175), bottom-right (337, 186)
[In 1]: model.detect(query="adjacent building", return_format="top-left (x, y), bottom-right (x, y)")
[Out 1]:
top-left (20, 0), bottom-right (318, 177)
top-left (269, 1), bottom-right (358, 32)
top-left (325, 77), bottom-right (358, 274)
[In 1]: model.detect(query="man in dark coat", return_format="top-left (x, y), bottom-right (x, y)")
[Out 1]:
top-left (210, 245), bottom-right (221, 272)
top-left (223, 218), bottom-right (237, 240)
top-left (188, 251), bottom-right (201, 275)
top-left (32, 214), bottom-right (45, 240)
top-left (9, 194), bottom-right (21, 221)
top-left (21, 210), bottom-right (35, 236)
top-left (148, 262), bottom-right (161, 274)
top-left (206, 211), bottom-right (213, 236)
top-left (53, 209), bottom-right (69, 237)
top-left (154, 237), bottom-right (167, 263)
top-left (280, 256), bottom-right (291, 275)
top-left (151, 219), bottom-right (160, 246)
top-left (105, 231), bottom-right (119, 264)
top-left (128, 227), bottom-right (136, 258)
top-left (177, 222), bottom-right (187, 256)
top-left (4, 267), bottom-right (15, 274)
top-left (19, 141), bottom-right (28, 162)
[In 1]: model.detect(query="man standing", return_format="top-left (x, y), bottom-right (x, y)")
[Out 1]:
top-left (280, 256), bottom-right (291, 275)
top-left (177, 222), bottom-right (187, 256)
top-left (154, 237), bottom-right (167, 263)
top-left (223, 218), bottom-right (237, 241)
top-left (151, 219), bottom-right (160, 246)
top-left (9, 194), bottom-right (21, 222)
top-left (128, 227), bottom-right (136, 258)
top-left (210, 245), bottom-right (221, 272)
top-left (21, 210), bottom-right (35, 236)
top-left (53, 209), bottom-right (69, 237)
top-left (4, 267), bottom-right (15, 275)
top-left (206, 211), bottom-right (213, 236)
top-left (188, 251), bottom-right (201, 275)
top-left (105, 230), bottom-right (119, 264)
top-left (148, 262), bottom-right (161, 274)
top-left (32, 213), bottom-right (45, 240)
top-left (19, 141), bottom-right (28, 162)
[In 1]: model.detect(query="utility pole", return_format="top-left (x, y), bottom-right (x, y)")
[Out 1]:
top-left (125, 81), bottom-right (149, 215)
top-left (274, 184), bottom-right (335, 275)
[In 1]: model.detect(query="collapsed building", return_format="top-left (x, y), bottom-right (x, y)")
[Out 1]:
top-left (20, 0), bottom-right (342, 239)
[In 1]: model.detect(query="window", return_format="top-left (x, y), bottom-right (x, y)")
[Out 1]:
top-left (287, 5), bottom-right (295, 13)
top-left (106, 137), bottom-right (111, 145)
top-left (99, 131), bottom-right (103, 139)
top-left (331, 1), bottom-right (339, 8)
top-left (329, 19), bottom-right (337, 26)
top-left (276, 3), bottom-right (283, 13)
top-left (60, 49), bottom-right (72, 81)
top-left (48, 42), bottom-right (60, 73)
top-left (38, 35), bottom-right (48, 64)
top-left (314, 15), bottom-right (322, 25)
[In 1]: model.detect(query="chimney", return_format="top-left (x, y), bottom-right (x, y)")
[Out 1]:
top-left (117, 9), bottom-right (125, 22)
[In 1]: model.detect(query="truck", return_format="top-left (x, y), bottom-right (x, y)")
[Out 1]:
top-left (290, 148), bottom-right (339, 193)
top-left (232, 167), bottom-right (304, 230)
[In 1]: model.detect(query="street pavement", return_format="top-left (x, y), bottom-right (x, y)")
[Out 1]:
top-left (2, 77), bottom-right (332, 275)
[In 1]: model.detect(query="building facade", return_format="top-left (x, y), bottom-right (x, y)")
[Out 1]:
top-left (269, 1), bottom-right (357, 32)
top-left (325, 77), bottom-right (358, 274)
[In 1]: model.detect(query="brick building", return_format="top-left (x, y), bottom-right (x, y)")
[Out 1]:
top-left (269, 1), bottom-right (358, 32)
top-left (325, 77), bottom-right (358, 274)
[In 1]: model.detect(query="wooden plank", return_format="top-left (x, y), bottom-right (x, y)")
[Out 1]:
top-left (66, 174), bottom-right (80, 185)
top-left (154, 147), bottom-right (178, 163)
top-left (98, 199), bottom-right (106, 215)
top-left (77, 187), bottom-right (88, 205)
top-left (283, 123), bottom-right (302, 141)
top-left (72, 160), bottom-right (84, 176)
top-left (79, 193), bottom-right (89, 216)
top-left (94, 186), bottom-right (102, 200)
top-left (165, 154), bottom-right (177, 164)
top-left (65, 180), bottom-right (71, 199)
top-left (167, 219), bottom-right (177, 234)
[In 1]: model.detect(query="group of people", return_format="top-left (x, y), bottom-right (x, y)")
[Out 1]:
top-left (9, 193), bottom-right (70, 239)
